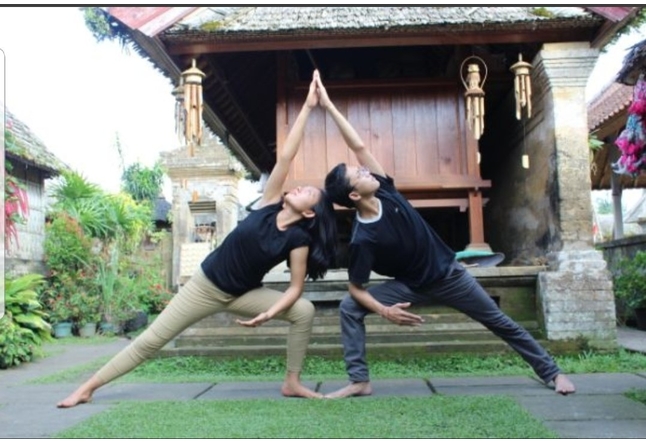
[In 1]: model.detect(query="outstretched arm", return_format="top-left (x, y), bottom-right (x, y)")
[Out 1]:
top-left (258, 70), bottom-right (320, 207)
top-left (315, 75), bottom-right (386, 177)
top-left (236, 246), bottom-right (309, 327)
top-left (348, 283), bottom-right (424, 326)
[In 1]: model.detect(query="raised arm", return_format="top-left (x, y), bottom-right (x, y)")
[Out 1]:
top-left (258, 70), bottom-right (320, 207)
top-left (315, 75), bottom-right (386, 177)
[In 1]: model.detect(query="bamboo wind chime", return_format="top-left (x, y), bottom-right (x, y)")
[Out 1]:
top-left (174, 59), bottom-right (206, 156)
top-left (510, 54), bottom-right (533, 120)
top-left (460, 56), bottom-right (487, 141)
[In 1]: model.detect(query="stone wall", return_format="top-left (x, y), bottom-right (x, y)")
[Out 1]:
top-left (5, 164), bottom-right (47, 276)
top-left (161, 137), bottom-right (243, 288)
top-left (483, 42), bottom-right (616, 349)
top-left (533, 43), bottom-right (616, 349)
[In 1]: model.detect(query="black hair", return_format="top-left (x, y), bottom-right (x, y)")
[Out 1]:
top-left (324, 163), bottom-right (355, 209)
top-left (288, 188), bottom-right (338, 280)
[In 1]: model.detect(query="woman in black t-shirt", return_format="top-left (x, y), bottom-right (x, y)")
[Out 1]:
top-left (57, 70), bottom-right (337, 407)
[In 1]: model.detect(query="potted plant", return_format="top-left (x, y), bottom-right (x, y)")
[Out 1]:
top-left (68, 290), bottom-right (101, 337)
top-left (47, 297), bottom-right (75, 338)
top-left (41, 280), bottom-right (75, 338)
top-left (613, 251), bottom-right (646, 330)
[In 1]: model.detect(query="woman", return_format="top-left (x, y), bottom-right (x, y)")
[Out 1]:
top-left (58, 70), bottom-right (337, 407)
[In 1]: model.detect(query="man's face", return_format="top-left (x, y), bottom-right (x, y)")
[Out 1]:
top-left (345, 166), bottom-right (379, 198)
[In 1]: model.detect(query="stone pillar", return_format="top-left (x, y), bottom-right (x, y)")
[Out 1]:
top-left (534, 43), bottom-right (617, 349)
top-left (161, 137), bottom-right (243, 288)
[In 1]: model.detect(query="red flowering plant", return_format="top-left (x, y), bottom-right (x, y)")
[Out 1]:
top-left (68, 288), bottom-right (101, 326)
top-left (41, 274), bottom-right (75, 324)
top-left (4, 160), bottom-right (29, 253)
top-left (41, 269), bottom-right (101, 326)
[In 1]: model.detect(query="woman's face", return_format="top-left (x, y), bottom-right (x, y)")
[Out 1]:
top-left (284, 185), bottom-right (322, 214)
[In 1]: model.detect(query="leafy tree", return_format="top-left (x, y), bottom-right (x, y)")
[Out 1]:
top-left (604, 8), bottom-right (646, 50)
top-left (121, 162), bottom-right (166, 204)
top-left (80, 7), bottom-right (131, 49)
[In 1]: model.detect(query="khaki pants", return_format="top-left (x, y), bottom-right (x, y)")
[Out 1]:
top-left (96, 268), bottom-right (315, 383)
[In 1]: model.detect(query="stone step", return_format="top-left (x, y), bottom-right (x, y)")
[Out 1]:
top-left (180, 320), bottom-right (538, 338)
top-left (172, 327), bottom-right (543, 348)
top-left (173, 320), bottom-right (541, 346)
top-left (189, 310), bottom-right (534, 329)
top-left (176, 318), bottom-right (540, 337)
top-left (159, 339), bottom-right (544, 358)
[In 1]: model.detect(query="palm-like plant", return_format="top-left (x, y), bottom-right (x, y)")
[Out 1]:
top-left (1, 273), bottom-right (52, 368)
top-left (48, 170), bottom-right (153, 248)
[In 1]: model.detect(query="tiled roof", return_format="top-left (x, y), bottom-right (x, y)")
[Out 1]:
top-left (168, 6), bottom-right (597, 35)
top-left (587, 82), bottom-right (633, 131)
top-left (4, 106), bottom-right (70, 176)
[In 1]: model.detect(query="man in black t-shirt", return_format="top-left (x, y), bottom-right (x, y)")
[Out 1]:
top-left (317, 75), bottom-right (576, 398)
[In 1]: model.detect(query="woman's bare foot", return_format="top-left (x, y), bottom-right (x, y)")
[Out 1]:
top-left (553, 374), bottom-right (576, 395)
top-left (281, 382), bottom-right (322, 398)
top-left (324, 382), bottom-right (372, 399)
top-left (56, 389), bottom-right (93, 408)
top-left (57, 376), bottom-right (104, 408)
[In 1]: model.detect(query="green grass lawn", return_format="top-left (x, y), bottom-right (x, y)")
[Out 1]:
top-left (32, 349), bottom-right (646, 385)
top-left (55, 395), bottom-right (557, 439)
top-left (626, 389), bottom-right (646, 406)
top-left (36, 344), bottom-right (645, 439)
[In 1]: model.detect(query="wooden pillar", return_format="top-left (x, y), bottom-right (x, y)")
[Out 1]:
top-left (464, 109), bottom-right (491, 252)
top-left (466, 190), bottom-right (491, 252)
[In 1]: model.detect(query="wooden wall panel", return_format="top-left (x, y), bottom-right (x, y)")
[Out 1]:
top-left (368, 94), bottom-right (395, 176)
top-left (280, 80), bottom-right (488, 193)
top-left (435, 89), bottom-right (462, 176)
top-left (392, 91), bottom-right (418, 177)
top-left (414, 90), bottom-right (439, 177)
top-left (324, 96), bottom-right (352, 171)
top-left (302, 101), bottom-right (328, 180)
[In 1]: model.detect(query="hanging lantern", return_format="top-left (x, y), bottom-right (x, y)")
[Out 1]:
top-left (510, 54), bottom-right (533, 120)
top-left (460, 56), bottom-right (487, 140)
top-left (179, 59), bottom-right (206, 156)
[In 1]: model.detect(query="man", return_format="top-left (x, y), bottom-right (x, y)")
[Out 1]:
top-left (317, 75), bottom-right (576, 398)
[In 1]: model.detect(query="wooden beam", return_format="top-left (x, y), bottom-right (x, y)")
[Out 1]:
top-left (165, 28), bottom-right (594, 55)
top-left (203, 58), bottom-right (273, 171)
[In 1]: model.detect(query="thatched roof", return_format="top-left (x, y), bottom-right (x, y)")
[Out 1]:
top-left (106, 6), bottom-right (638, 178)
top-left (169, 7), bottom-right (596, 37)
top-left (5, 106), bottom-right (70, 178)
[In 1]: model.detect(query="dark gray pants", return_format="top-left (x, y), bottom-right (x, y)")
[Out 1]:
top-left (339, 261), bottom-right (561, 384)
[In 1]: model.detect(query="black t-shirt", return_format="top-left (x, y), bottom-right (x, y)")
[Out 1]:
top-left (348, 174), bottom-right (456, 288)
top-left (201, 201), bottom-right (311, 296)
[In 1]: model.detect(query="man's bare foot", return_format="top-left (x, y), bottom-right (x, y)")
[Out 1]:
top-left (281, 382), bottom-right (323, 399)
top-left (553, 374), bottom-right (576, 395)
top-left (56, 390), bottom-right (93, 408)
top-left (324, 382), bottom-right (372, 399)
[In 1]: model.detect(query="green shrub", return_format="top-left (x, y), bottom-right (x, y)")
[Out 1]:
top-left (1, 274), bottom-right (53, 369)
top-left (613, 251), bottom-right (646, 312)
top-left (44, 214), bottom-right (95, 273)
